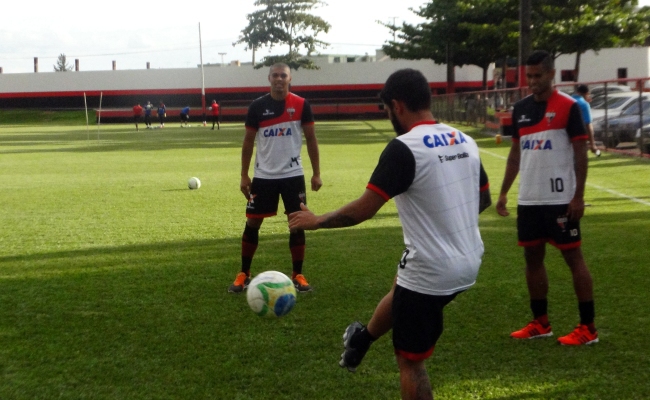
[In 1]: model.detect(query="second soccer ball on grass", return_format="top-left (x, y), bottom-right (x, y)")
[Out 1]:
top-left (188, 177), bottom-right (201, 190)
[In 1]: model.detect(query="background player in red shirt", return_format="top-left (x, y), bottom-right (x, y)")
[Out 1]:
top-left (132, 104), bottom-right (143, 131)
top-left (210, 100), bottom-right (220, 130)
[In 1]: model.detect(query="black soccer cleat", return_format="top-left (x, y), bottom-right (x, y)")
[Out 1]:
top-left (339, 321), bottom-right (372, 372)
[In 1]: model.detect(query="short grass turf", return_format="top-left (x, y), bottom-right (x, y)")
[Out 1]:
top-left (0, 117), bottom-right (649, 399)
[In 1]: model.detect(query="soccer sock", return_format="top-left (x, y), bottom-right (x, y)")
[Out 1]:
top-left (531, 299), bottom-right (549, 326)
top-left (289, 230), bottom-right (305, 277)
top-left (578, 301), bottom-right (596, 331)
top-left (241, 223), bottom-right (260, 275)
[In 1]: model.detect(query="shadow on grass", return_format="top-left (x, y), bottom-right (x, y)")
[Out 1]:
top-left (0, 221), bottom-right (648, 399)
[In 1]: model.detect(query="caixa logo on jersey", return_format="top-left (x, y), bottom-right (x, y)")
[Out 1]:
top-left (263, 127), bottom-right (293, 137)
top-left (521, 139), bottom-right (553, 150)
top-left (422, 131), bottom-right (468, 148)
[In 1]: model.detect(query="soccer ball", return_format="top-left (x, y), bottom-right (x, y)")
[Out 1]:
top-left (246, 271), bottom-right (297, 317)
top-left (188, 177), bottom-right (201, 190)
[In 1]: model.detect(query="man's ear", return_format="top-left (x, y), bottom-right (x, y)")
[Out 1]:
top-left (391, 99), bottom-right (405, 115)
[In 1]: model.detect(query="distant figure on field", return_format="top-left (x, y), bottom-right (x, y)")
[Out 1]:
top-left (157, 100), bottom-right (166, 128)
top-left (572, 85), bottom-right (601, 156)
top-left (144, 101), bottom-right (154, 129)
top-left (180, 106), bottom-right (190, 127)
top-left (210, 100), bottom-right (220, 130)
top-left (133, 104), bottom-right (143, 131)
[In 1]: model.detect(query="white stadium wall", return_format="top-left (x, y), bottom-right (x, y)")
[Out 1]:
top-left (0, 59), bottom-right (489, 97)
top-left (554, 47), bottom-right (650, 85)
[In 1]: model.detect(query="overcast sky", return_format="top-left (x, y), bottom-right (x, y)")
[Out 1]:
top-left (0, 0), bottom-right (426, 74)
top-left (2, 0), bottom-right (650, 74)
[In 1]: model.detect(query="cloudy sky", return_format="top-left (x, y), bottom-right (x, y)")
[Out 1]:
top-left (2, 0), bottom-right (649, 74)
top-left (0, 0), bottom-right (426, 73)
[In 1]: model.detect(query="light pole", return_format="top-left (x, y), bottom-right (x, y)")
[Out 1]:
top-left (218, 52), bottom-right (227, 67)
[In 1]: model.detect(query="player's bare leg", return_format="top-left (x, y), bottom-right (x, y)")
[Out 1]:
top-left (396, 355), bottom-right (433, 400)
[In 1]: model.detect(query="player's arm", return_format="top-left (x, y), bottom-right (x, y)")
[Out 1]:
top-left (567, 139), bottom-right (588, 221)
top-left (303, 123), bottom-right (322, 192)
top-left (288, 189), bottom-right (386, 231)
top-left (496, 140), bottom-right (520, 217)
top-left (240, 126), bottom-right (257, 199)
top-left (478, 162), bottom-right (492, 214)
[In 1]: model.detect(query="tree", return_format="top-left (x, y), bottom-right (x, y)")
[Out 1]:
top-left (381, 0), bottom-right (518, 91)
top-left (234, 0), bottom-right (331, 70)
top-left (532, 0), bottom-right (650, 81)
top-left (53, 53), bottom-right (73, 72)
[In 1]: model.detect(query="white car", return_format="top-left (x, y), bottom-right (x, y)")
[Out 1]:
top-left (590, 92), bottom-right (650, 121)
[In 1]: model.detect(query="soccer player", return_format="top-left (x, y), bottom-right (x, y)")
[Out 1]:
top-left (143, 101), bottom-right (154, 129)
top-left (210, 99), bottom-right (220, 130)
top-left (180, 106), bottom-right (190, 127)
top-left (288, 68), bottom-right (491, 400)
top-left (133, 103), bottom-right (143, 131)
top-left (157, 100), bottom-right (166, 128)
top-left (496, 50), bottom-right (598, 346)
top-left (572, 84), bottom-right (601, 156)
top-left (228, 63), bottom-right (322, 294)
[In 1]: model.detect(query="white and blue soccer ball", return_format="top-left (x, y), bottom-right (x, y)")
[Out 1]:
top-left (246, 271), bottom-right (297, 317)
top-left (188, 177), bottom-right (201, 190)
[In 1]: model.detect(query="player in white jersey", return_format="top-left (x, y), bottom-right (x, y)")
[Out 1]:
top-left (496, 50), bottom-right (598, 346)
top-left (228, 63), bottom-right (322, 294)
top-left (289, 69), bottom-right (491, 400)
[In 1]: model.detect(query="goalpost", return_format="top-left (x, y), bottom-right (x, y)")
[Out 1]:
top-left (199, 23), bottom-right (207, 126)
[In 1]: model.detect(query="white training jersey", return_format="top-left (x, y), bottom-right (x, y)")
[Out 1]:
top-left (367, 121), bottom-right (490, 296)
top-left (512, 90), bottom-right (588, 205)
top-left (245, 93), bottom-right (315, 179)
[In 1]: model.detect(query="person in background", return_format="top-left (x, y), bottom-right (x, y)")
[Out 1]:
top-left (572, 84), bottom-right (601, 156)
top-left (133, 103), bottom-right (143, 131)
top-left (143, 101), bottom-right (154, 129)
top-left (180, 106), bottom-right (190, 128)
top-left (157, 100), bottom-right (166, 128)
top-left (210, 100), bottom-right (220, 130)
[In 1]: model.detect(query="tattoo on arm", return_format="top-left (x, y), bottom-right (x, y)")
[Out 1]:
top-left (318, 213), bottom-right (357, 229)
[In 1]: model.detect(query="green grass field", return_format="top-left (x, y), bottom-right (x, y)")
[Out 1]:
top-left (0, 115), bottom-right (649, 399)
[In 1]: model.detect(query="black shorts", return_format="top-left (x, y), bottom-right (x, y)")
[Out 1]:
top-left (246, 176), bottom-right (306, 218)
top-left (134, 115), bottom-right (141, 122)
top-left (180, 113), bottom-right (189, 121)
top-left (517, 204), bottom-right (581, 249)
top-left (392, 284), bottom-right (460, 361)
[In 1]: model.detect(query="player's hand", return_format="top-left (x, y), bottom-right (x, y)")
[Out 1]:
top-left (496, 194), bottom-right (510, 217)
top-left (288, 203), bottom-right (319, 231)
top-left (311, 175), bottom-right (323, 192)
top-left (240, 175), bottom-right (252, 200)
top-left (566, 197), bottom-right (585, 221)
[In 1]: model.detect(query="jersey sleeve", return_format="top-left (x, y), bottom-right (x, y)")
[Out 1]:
top-left (367, 139), bottom-right (416, 201)
top-left (567, 103), bottom-right (588, 140)
top-left (511, 106), bottom-right (521, 141)
top-left (301, 99), bottom-right (315, 125)
top-left (245, 101), bottom-right (260, 129)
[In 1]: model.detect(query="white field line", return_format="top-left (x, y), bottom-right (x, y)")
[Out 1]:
top-left (479, 149), bottom-right (650, 207)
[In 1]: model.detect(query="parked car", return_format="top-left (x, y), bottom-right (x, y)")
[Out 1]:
top-left (590, 84), bottom-right (631, 98)
top-left (590, 92), bottom-right (650, 120)
top-left (593, 99), bottom-right (650, 148)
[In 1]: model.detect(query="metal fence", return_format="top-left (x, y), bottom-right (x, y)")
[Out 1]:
top-left (432, 78), bottom-right (650, 156)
